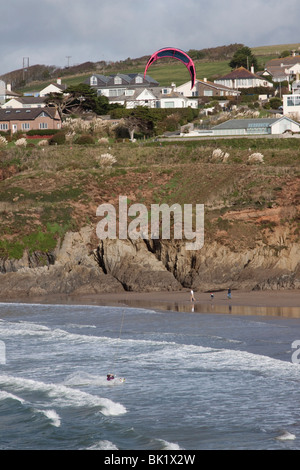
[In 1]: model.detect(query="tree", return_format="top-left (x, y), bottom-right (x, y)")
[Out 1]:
top-left (44, 84), bottom-right (115, 117)
top-left (123, 107), bottom-right (155, 141)
top-left (229, 46), bottom-right (258, 71)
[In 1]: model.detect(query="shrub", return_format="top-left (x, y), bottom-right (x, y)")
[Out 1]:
top-left (248, 152), bottom-right (264, 164)
top-left (0, 136), bottom-right (8, 148)
top-left (49, 132), bottom-right (66, 145)
top-left (26, 129), bottom-right (60, 136)
top-left (75, 134), bottom-right (95, 145)
top-left (38, 139), bottom-right (49, 147)
top-left (96, 153), bottom-right (117, 167)
top-left (210, 148), bottom-right (230, 162)
top-left (15, 137), bottom-right (27, 147)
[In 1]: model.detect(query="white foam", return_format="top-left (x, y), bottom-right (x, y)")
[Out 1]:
top-left (86, 440), bottom-right (119, 450)
top-left (0, 374), bottom-right (126, 416)
top-left (0, 390), bottom-right (25, 405)
top-left (36, 409), bottom-right (61, 427)
top-left (158, 439), bottom-right (184, 450)
top-left (276, 431), bottom-right (296, 441)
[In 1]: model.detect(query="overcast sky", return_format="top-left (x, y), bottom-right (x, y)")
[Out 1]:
top-left (1, 0), bottom-right (300, 75)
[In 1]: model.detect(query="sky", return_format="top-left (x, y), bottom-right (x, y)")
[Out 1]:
top-left (1, 0), bottom-right (300, 76)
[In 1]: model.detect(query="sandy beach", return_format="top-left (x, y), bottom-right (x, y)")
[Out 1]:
top-left (1, 288), bottom-right (299, 317)
top-left (88, 289), bottom-right (300, 308)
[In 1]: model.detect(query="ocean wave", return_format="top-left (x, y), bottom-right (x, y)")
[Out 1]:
top-left (157, 439), bottom-right (184, 450)
top-left (0, 390), bottom-right (25, 405)
top-left (35, 408), bottom-right (61, 427)
top-left (275, 430), bottom-right (296, 441)
top-left (63, 372), bottom-right (126, 388)
top-left (86, 440), bottom-right (119, 450)
top-left (0, 374), bottom-right (126, 416)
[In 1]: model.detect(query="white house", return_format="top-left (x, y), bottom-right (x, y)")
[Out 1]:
top-left (283, 94), bottom-right (300, 119)
top-left (39, 79), bottom-right (67, 97)
top-left (2, 96), bottom-right (46, 109)
top-left (109, 87), bottom-right (198, 109)
top-left (85, 73), bottom-right (159, 98)
top-left (182, 117), bottom-right (300, 137)
top-left (263, 55), bottom-right (300, 83)
top-left (214, 66), bottom-right (273, 89)
top-left (176, 78), bottom-right (240, 98)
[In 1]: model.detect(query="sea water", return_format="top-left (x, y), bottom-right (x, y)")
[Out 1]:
top-left (0, 301), bottom-right (300, 450)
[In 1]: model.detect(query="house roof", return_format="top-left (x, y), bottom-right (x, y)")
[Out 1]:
top-left (197, 79), bottom-right (241, 93)
top-left (216, 66), bottom-right (261, 80)
top-left (86, 73), bottom-right (159, 87)
top-left (109, 87), bottom-right (192, 103)
top-left (0, 107), bottom-right (60, 121)
top-left (212, 117), bottom-right (281, 130)
top-left (212, 117), bottom-right (300, 131)
top-left (265, 56), bottom-right (300, 68)
top-left (13, 96), bottom-right (46, 105)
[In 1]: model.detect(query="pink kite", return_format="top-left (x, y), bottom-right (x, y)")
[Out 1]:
top-left (144, 47), bottom-right (196, 89)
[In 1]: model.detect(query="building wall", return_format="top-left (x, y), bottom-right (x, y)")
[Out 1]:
top-left (271, 117), bottom-right (300, 134)
top-left (0, 116), bottom-right (61, 133)
top-left (283, 94), bottom-right (300, 119)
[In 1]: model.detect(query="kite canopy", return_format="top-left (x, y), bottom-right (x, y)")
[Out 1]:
top-left (144, 47), bottom-right (196, 89)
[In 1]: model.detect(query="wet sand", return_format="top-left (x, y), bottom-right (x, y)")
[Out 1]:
top-left (73, 289), bottom-right (300, 318)
top-left (1, 289), bottom-right (299, 318)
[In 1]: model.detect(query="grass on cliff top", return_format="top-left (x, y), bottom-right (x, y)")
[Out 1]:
top-left (0, 138), bottom-right (299, 259)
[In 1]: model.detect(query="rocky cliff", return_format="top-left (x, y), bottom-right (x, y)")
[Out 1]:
top-left (0, 140), bottom-right (299, 298)
top-left (0, 216), bottom-right (299, 299)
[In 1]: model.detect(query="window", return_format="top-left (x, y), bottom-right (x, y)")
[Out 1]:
top-left (22, 123), bottom-right (30, 130)
top-left (135, 76), bottom-right (143, 84)
top-left (90, 76), bottom-right (97, 86)
top-left (204, 90), bottom-right (213, 96)
top-left (0, 124), bottom-right (8, 130)
top-left (287, 95), bottom-right (300, 106)
top-left (109, 88), bottom-right (126, 97)
top-left (114, 76), bottom-right (122, 85)
top-left (39, 123), bottom-right (48, 129)
top-left (164, 101), bottom-right (175, 108)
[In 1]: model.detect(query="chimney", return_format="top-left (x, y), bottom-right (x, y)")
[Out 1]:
top-left (7, 84), bottom-right (11, 92)
top-left (57, 78), bottom-right (62, 85)
top-left (251, 65), bottom-right (254, 74)
top-left (203, 77), bottom-right (207, 82)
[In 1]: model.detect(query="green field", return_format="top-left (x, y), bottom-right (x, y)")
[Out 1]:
top-left (17, 42), bottom-right (300, 93)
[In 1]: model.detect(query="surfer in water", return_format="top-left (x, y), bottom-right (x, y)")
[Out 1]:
top-left (107, 374), bottom-right (115, 381)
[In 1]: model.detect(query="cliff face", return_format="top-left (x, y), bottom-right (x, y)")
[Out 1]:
top-left (0, 217), bottom-right (299, 299)
top-left (0, 141), bottom-right (299, 298)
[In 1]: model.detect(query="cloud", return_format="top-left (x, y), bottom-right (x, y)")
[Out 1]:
top-left (1, 0), bottom-right (300, 75)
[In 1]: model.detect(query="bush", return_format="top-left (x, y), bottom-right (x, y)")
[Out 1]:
top-left (0, 136), bottom-right (8, 148)
top-left (15, 138), bottom-right (27, 147)
top-left (248, 152), bottom-right (264, 164)
top-left (27, 129), bottom-right (61, 136)
top-left (75, 134), bottom-right (95, 145)
top-left (49, 132), bottom-right (66, 145)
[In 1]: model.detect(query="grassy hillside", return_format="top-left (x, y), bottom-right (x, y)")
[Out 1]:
top-left (0, 138), bottom-right (299, 260)
top-left (14, 42), bottom-right (300, 94)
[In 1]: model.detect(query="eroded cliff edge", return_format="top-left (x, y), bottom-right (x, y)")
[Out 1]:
top-left (0, 218), bottom-right (299, 299)
top-left (1, 142), bottom-right (299, 298)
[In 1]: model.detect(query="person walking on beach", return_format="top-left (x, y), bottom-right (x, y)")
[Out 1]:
top-left (227, 288), bottom-right (231, 300)
top-left (190, 289), bottom-right (195, 302)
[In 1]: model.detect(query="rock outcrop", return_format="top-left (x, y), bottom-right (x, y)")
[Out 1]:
top-left (0, 219), bottom-right (299, 298)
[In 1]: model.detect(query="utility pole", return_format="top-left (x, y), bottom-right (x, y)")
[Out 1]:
top-left (23, 57), bottom-right (29, 82)
top-left (66, 56), bottom-right (71, 68)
